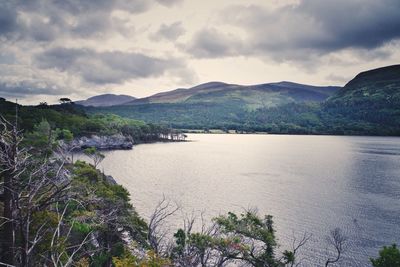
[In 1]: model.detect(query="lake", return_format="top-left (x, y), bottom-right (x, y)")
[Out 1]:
top-left (85, 134), bottom-right (400, 266)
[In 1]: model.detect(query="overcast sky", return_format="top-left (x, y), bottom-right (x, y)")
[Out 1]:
top-left (1, 0), bottom-right (400, 104)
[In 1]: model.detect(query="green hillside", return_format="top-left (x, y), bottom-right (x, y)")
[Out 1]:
top-left (0, 99), bottom-right (178, 143)
top-left (252, 65), bottom-right (400, 135)
top-left (325, 64), bottom-right (400, 128)
top-left (125, 81), bottom-right (339, 110)
top-left (85, 65), bottom-right (400, 135)
top-left (183, 82), bottom-right (338, 111)
top-left (86, 102), bottom-right (247, 130)
top-left (84, 81), bottom-right (340, 130)
top-left (76, 94), bottom-right (136, 107)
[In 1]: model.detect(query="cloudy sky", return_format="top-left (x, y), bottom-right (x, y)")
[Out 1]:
top-left (1, 0), bottom-right (400, 104)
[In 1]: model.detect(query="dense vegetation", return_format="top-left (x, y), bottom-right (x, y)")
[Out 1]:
top-left (0, 99), bottom-right (182, 143)
top-left (371, 244), bottom-right (400, 267)
top-left (0, 118), bottom-right (150, 266)
top-left (87, 99), bottom-right (400, 136)
top-left (324, 65), bottom-right (400, 135)
top-left (85, 101), bottom-right (249, 131)
top-left (86, 65), bottom-right (400, 136)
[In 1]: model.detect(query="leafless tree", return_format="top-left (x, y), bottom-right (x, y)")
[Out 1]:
top-left (56, 140), bottom-right (79, 164)
top-left (147, 198), bottom-right (226, 266)
top-left (284, 231), bottom-right (313, 267)
top-left (173, 212), bottom-right (222, 267)
top-left (0, 117), bottom-right (90, 266)
top-left (14, 159), bottom-right (71, 266)
top-left (147, 196), bottom-right (180, 255)
top-left (0, 116), bottom-right (26, 265)
top-left (48, 203), bottom-right (94, 267)
top-left (325, 228), bottom-right (348, 266)
top-left (145, 201), bottom-right (326, 267)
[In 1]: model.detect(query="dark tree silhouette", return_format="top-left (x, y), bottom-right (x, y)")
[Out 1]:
top-left (59, 98), bottom-right (73, 104)
top-left (325, 228), bottom-right (348, 266)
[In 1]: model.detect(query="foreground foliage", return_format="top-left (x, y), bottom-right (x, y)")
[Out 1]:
top-left (370, 244), bottom-right (400, 267)
top-left (0, 117), bottom-right (148, 266)
top-left (0, 115), bottom-right (397, 266)
top-left (0, 99), bottom-right (182, 143)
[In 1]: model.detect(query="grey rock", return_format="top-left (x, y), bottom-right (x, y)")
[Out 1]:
top-left (105, 175), bottom-right (117, 185)
top-left (69, 134), bottom-right (133, 150)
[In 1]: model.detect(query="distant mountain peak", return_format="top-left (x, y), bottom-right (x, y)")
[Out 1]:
top-left (80, 80), bottom-right (342, 108)
top-left (271, 81), bottom-right (300, 86)
top-left (333, 64), bottom-right (400, 98)
top-left (76, 93), bottom-right (136, 107)
top-left (190, 81), bottom-right (231, 90)
top-left (344, 64), bottom-right (400, 88)
top-left (117, 80), bottom-right (340, 107)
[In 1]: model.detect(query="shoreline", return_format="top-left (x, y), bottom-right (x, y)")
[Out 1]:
top-left (181, 129), bottom-right (400, 138)
top-left (67, 134), bottom-right (188, 151)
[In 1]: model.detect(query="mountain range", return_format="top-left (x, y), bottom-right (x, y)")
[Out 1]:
top-left (77, 81), bottom-right (340, 109)
top-left (75, 94), bottom-right (136, 107)
top-left (81, 64), bottom-right (400, 135)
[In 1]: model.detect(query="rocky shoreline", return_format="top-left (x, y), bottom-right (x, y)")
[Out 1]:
top-left (62, 133), bottom-right (187, 152)
top-left (69, 134), bottom-right (133, 150)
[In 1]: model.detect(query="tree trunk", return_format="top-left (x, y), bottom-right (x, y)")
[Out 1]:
top-left (1, 127), bottom-right (17, 266)
top-left (1, 170), bottom-right (15, 266)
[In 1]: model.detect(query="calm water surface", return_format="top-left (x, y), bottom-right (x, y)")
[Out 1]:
top-left (89, 134), bottom-right (400, 266)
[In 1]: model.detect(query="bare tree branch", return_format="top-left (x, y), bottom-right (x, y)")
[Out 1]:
top-left (148, 195), bottom-right (180, 255)
top-left (325, 228), bottom-right (348, 267)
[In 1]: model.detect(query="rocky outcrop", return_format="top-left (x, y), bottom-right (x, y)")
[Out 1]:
top-left (105, 175), bottom-right (117, 185)
top-left (69, 134), bottom-right (133, 150)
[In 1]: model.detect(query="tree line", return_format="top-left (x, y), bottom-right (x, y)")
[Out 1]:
top-left (0, 98), bottom-right (186, 144)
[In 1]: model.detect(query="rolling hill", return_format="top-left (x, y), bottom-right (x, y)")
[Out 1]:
top-left (82, 81), bottom-right (340, 130)
top-left (324, 64), bottom-right (400, 129)
top-left (76, 94), bottom-right (136, 107)
top-left (335, 64), bottom-right (400, 97)
top-left (124, 81), bottom-right (340, 110)
top-left (83, 65), bottom-right (400, 135)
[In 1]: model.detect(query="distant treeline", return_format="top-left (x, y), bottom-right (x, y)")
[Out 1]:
top-left (0, 99), bottom-right (183, 142)
top-left (84, 99), bottom-right (400, 136)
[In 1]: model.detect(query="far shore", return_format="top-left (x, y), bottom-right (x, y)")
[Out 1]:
top-left (181, 129), bottom-right (269, 134)
top-left (180, 129), bottom-right (400, 137)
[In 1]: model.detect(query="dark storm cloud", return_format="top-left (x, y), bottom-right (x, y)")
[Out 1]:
top-left (0, 0), bottom-right (195, 100)
top-left (185, 28), bottom-right (245, 58)
top-left (0, 2), bottom-right (18, 36)
top-left (35, 47), bottom-right (86, 71)
top-left (0, 81), bottom-right (61, 97)
top-left (35, 47), bottom-right (187, 84)
top-left (0, 0), bottom-right (150, 41)
top-left (151, 21), bottom-right (185, 41)
top-left (47, 0), bottom-right (150, 14)
top-left (187, 0), bottom-right (400, 60)
top-left (295, 0), bottom-right (400, 50)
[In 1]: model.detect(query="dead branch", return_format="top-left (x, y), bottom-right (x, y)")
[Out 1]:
top-left (148, 195), bottom-right (180, 255)
top-left (325, 228), bottom-right (348, 266)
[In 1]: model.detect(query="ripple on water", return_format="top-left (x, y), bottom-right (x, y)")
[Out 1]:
top-left (78, 134), bottom-right (400, 266)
